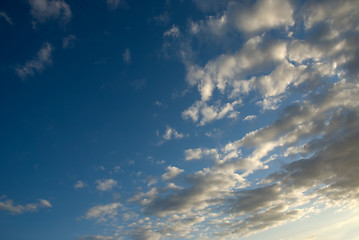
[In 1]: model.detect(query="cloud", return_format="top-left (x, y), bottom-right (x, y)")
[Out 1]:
top-left (162, 166), bottom-right (184, 181)
top-left (28, 0), bottom-right (72, 25)
top-left (74, 180), bottom-right (87, 189)
top-left (184, 148), bottom-right (218, 161)
top-left (85, 202), bottom-right (122, 222)
top-left (231, 0), bottom-right (294, 33)
top-left (106, 0), bottom-right (124, 10)
top-left (15, 42), bottom-right (53, 79)
top-left (77, 236), bottom-right (115, 240)
top-left (0, 11), bottom-right (14, 25)
top-left (164, 25), bottom-right (180, 38)
top-left (243, 115), bottom-right (257, 121)
top-left (123, 48), bottom-right (131, 63)
top-left (0, 197), bottom-right (52, 214)
top-left (162, 126), bottom-right (184, 141)
top-left (96, 179), bottom-right (117, 191)
top-left (63, 34), bottom-right (76, 49)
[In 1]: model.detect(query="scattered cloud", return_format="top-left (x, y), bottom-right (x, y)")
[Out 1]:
top-left (28, 0), bottom-right (72, 26)
top-left (96, 179), bottom-right (117, 191)
top-left (0, 11), bottom-right (14, 25)
top-left (130, 78), bottom-right (146, 90)
top-left (0, 197), bottom-right (52, 214)
top-left (15, 42), bottom-right (53, 79)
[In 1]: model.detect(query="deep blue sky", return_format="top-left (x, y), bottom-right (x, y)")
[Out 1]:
top-left (1, 0), bottom-right (359, 240)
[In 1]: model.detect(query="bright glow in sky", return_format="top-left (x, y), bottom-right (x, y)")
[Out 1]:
top-left (1, 0), bottom-right (359, 239)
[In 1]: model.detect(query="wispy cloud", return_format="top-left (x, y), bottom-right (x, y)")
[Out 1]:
top-left (15, 42), bottom-right (53, 79)
top-left (0, 11), bottom-right (14, 25)
top-left (74, 180), bottom-right (87, 189)
top-left (123, 48), bottom-right (131, 63)
top-left (0, 197), bottom-right (52, 214)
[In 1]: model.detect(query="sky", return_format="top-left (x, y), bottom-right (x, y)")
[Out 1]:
top-left (1, 0), bottom-right (359, 239)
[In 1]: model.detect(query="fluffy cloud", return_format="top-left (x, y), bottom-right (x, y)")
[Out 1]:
top-left (15, 42), bottom-right (53, 79)
top-left (96, 179), bottom-right (117, 191)
top-left (184, 148), bottom-right (219, 161)
top-left (162, 166), bottom-right (184, 181)
top-left (231, 0), bottom-right (294, 33)
top-left (0, 197), bottom-right (52, 214)
top-left (28, 0), bottom-right (71, 25)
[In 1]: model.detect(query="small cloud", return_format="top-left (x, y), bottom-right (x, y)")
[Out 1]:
top-left (128, 160), bottom-right (135, 165)
top-left (62, 34), bottom-right (76, 49)
top-left (162, 166), bottom-right (184, 181)
top-left (0, 11), bottom-right (14, 25)
top-left (154, 100), bottom-right (163, 107)
top-left (106, 0), bottom-right (125, 10)
top-left (162, 125), bottom-right (185, 141)
top-left (152, 12), bottom-right (170, 25)
top-left (184, 148), bottom-right (202, 161)
top-left (96, 179), bottom-right (117, 191)
top-left (243, 115), bottom-right (257, 121)
top-left (77, 236), bottom-right (115, 240)
top-left (74, 180), bottom-right (87, 189)
top-left (28, 0), bottom-right (72, 26)
top-left (15, 42), bottom-right (53, 79)
top-left (123, 48), bottom-right (131, 63)
top-left (164, 25), bottom-right (180, 38)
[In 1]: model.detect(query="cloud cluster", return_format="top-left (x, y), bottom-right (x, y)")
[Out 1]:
top-left (80, 0), bottom-right (359, 239)
top-left (0, 11), bottom-right (14, 25)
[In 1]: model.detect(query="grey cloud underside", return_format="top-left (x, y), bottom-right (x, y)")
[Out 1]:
top-left (84, 0), bottom-right (359, 239)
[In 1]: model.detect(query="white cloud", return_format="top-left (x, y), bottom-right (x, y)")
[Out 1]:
top-left (74, 180), bottom-right (87, 189)
top-left (15, 42), bottom-right (53, 79)
top-left (0, 197), bottom-right (52, 214)
top-left (243, 115), bottom-right (257, 121)
top-left (28, 0), bottom-right (72, 25)
top-left (85, 202), bottom-right (122, 222)
top-left (96, 179), bottom-right (117, 191)
top-left (231, 0), bottom-right (294, 33)
top-left (184, 148), bottom-right (219, 161)
top-left (162, 166), bottom-right (184, 181)
top-left (0, 11), bottom-right (14, 25)
top-left (162, 126), bottom-right (184, 141)
top-left (164, 25), bottom-right (180, 38)
top-left (123, 48), bottom-right (131, 63)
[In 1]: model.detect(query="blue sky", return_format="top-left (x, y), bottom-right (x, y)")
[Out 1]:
top-left (1, 0), bottom-right (359, 239)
